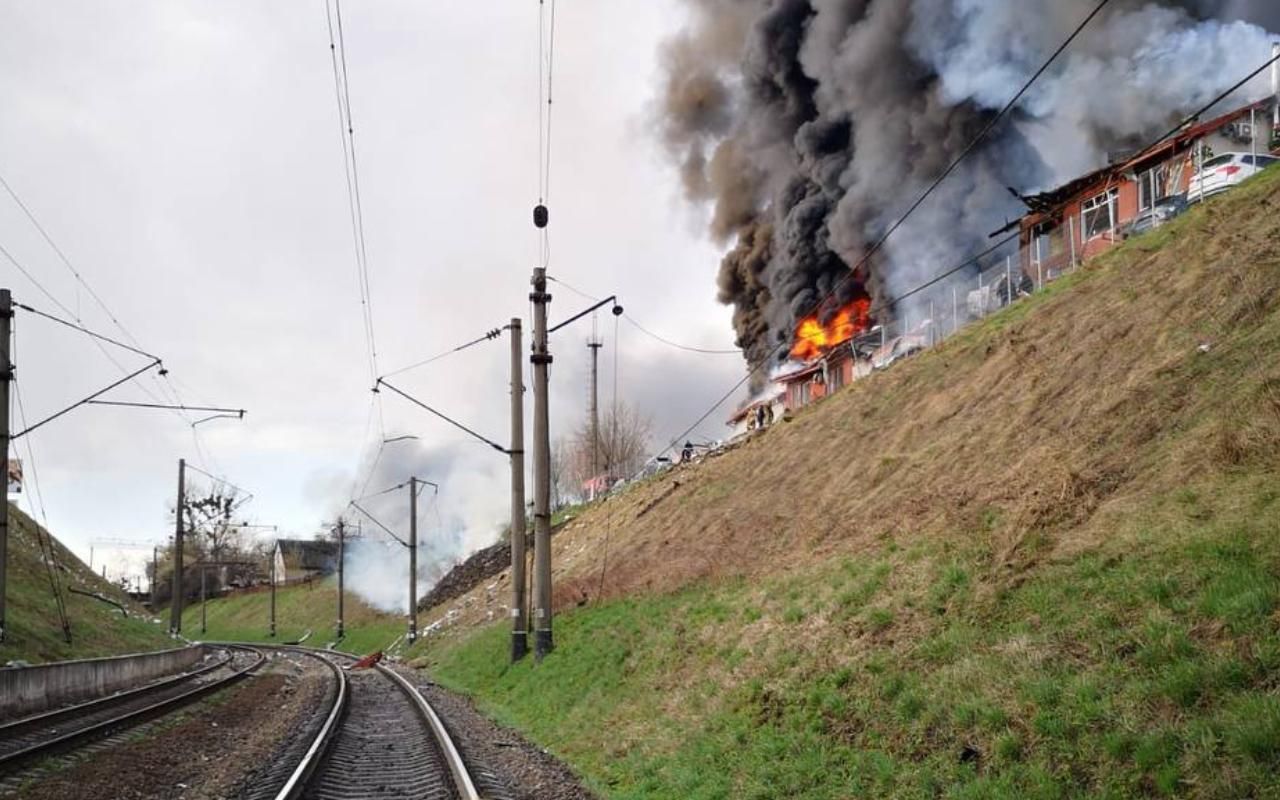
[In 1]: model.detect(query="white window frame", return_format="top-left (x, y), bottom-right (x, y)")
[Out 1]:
top-left (1081, 188), bottom-right (1119, 241)
top-left (1137, 164), bottom-right (1171, 212)
top-left (1031, 222), bottom-right (1054, 267)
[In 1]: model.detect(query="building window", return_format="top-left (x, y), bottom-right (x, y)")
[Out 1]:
top-left (1081, 188), bottom-right (1119, 240)
top-left (1031, 221), bottom-right (1055, 265)
top-left (1137, 164), bottom-right (1172, 211)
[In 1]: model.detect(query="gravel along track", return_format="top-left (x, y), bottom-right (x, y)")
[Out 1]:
top-left (410, 675), bottom-right (595, 800)
top-left (4, 661), bottom-right (328, 800)
top-left (0, 647), bottom-right (255, 771)
top-left (229, 649), bottom-right (341, 800)
top-left (303, 666), bottom-right (460, 800)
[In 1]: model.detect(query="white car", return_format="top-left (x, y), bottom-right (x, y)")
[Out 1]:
top-left (1187, 152), bottom-right (1278, 201)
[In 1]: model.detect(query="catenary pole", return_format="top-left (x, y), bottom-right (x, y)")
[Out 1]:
top-left (588, 337), bottom-right (602, 493)
top-left (336, 518), bottom-right (345, 639)
top-left (169, 459), bottom-right (185, 636)
top-left (0, 289), bottom-right (10, 643)
top-left (508, 318), bottom-right (528, 661)
top-left (269, 545), bottom-right (276, 638)
top-left (408, 477), bottom-right (418, 643)
top-left (530, 267), bottom-right (554, 659)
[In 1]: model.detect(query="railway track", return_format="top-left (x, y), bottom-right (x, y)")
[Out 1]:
top-left (266, 647), bottom-right (483, 800)
top-left (0, 645), bottom-right (265, 776)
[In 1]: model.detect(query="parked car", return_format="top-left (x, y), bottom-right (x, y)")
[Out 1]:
top-left (1187, 152), bottom-right (1279, 201)
top-left (1121, 195), bottom-right (1189, 238)
top-left (871, 336), bottom-right (925, 370)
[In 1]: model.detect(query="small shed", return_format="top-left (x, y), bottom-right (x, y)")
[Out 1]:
top-left (273, 539), bottom-right (339, 585)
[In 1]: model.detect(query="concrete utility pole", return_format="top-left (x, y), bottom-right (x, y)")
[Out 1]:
top-left (530, 267), bottom-right (554, 659)
top-left (588, 336), bottom-right (603, 488)
top-left (200, 565), bottom-right (207, 635)
top-left (151, 546), bottom-right (159, 608)
top-left (336, 518), bottom-right (345, 640)
top-left (508, 318), bottom-right (528, 662)
top-left (169, 458), bottom-right (186, 636)
top-left (269, 545), bottom-right (276, 638)
top-left (408, 477), bottom-right (418, 643)
top-left (0, 289), bottom-right (11, 644)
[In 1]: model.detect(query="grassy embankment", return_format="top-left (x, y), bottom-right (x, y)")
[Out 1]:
top-left (419, 167), bottom-right (1280, 798)
top-left (2, 505), bottom-right (171, 663)
top-left (181, 578), bottom-right (405, 655)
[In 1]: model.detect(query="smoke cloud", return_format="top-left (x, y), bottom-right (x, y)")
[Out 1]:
top-left (338, 439), bottom-right (507, 613)
top-left (659, 0), bottom-right (1279, 374)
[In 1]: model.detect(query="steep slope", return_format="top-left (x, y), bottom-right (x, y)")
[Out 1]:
top-left (416, 168), bottom-right (1280, 798)
top-left (1, 504), bottom-right (171, 663)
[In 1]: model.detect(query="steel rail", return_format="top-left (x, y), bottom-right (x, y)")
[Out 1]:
top-left (374, 660), bottom-right (481, 800)
top-left (0, 646), bottom-right (266, 774)
top-left (267, 646), bottom-right (481, 800)
top-left (0, 648), bottom-right (232, 737)
top-left (270, 648), bottom-right (349, 800)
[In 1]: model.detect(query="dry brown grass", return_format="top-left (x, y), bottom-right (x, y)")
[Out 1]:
top-left (423, 171), bottom-right (1280, 633)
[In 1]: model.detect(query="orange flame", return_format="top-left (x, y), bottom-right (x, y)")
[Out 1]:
top-left (790, 298), bottom-right (872, 361)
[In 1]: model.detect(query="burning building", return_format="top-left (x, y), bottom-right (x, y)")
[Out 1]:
top-left (1013, 88), bottom-right (1280, 279)
top-left (660, 1), bottom-right (1280, 386)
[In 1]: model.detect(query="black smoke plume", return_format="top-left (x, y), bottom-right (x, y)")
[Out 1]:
top-left (659, 0), bottom-right (1279, 375)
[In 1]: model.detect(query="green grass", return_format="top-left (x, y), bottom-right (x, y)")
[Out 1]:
top-left (1, 505), bottom-right (172, 663)
top-left (424, 476), bottom-right (1280, 799)
top-left (182, 577), bottom-right (405, 654)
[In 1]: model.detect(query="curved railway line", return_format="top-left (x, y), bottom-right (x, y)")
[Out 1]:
top-left (268, 647), bottom-right (484, 800)
top-left (0, 645), bottom-right (265, 776)
top-left (1, 644), bottom-right (505, 799)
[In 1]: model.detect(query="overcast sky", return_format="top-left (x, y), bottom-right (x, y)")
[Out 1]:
top-left (0, 2), bottom-right (745, 584)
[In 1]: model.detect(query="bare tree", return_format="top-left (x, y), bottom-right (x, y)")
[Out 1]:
top-left (181, 484), bottom-right (246, 564)
top-left (550, 438), bottom-right (575, 509)
top-left (565, 401), bottom-right (653, 491)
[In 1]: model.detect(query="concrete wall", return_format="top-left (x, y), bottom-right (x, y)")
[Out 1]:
top-left (0, 645), bottom-right (205, 721)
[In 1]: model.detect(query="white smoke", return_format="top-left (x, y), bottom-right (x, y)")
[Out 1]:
top-left (342, 538), bottom-right (434, 615)
top-left (337, 440), bottom-right (508, 613)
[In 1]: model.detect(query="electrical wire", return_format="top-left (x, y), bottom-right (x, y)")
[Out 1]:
top-left (0, 171), bottom-right (144, 351)
top-left (379, 326), bottom-right (504, 380)
top-left (355, 478), bottom-right (412, 503)
top-left (846, 0), bottom-right (1113, 282)
top-left (13, 359), bottom-right (161, 440)
top-left (536, 0), bottom-right (559, 268)
top-left (0, 199), bottom-right (199, 439)
top-left (376, 378), bottom-right (509, 454)
top-left (623, 316), bottom-right (741, 356)
top-left (12, 302), bottom-right (161, 362)
top-left (12, 330), bottom-right (72, 641)
top-left (325, 0), bottom-right (380, 391)
top-left (348, 501), bottom-right (408, 547)
top-left (181, 462), bottom-right (254, 504)
top-left (546, 274), bottom-right (740, 355)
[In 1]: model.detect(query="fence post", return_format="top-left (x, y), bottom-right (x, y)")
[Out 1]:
top-left (1006, 255), bottom-right (1013, 307)
top-left (952, 285), bottom-right (959, 335)
top-left (1068, 216), bottom-right (1077, 270)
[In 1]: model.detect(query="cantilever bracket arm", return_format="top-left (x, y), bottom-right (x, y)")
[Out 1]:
top-left (86, 400), bottom-right (247, 419)
top-left (548, 295), bottom-right (622, 335)
top-left (13, 359), bottom-right (163, 439)
top-left (374, 378), bottom-right (510, 455)
top-left (348, 501), bottom-right (409, 548)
